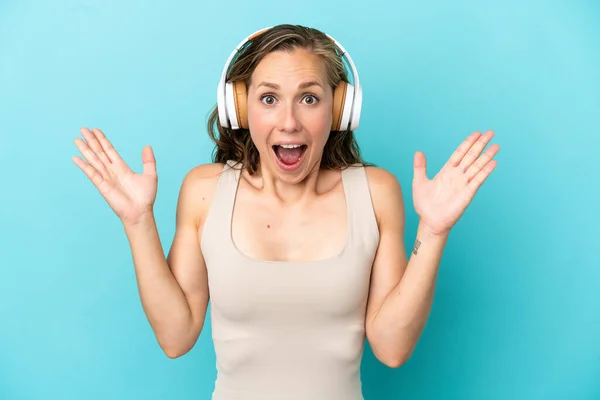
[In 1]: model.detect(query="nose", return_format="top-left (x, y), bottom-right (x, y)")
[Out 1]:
top-left (277, 102), bottom-right (301, 133)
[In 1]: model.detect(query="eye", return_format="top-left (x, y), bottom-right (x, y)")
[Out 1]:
top-left (260, 94), bottom-right (276, 105)
top-left (302, 94), bottom-right (319, 105)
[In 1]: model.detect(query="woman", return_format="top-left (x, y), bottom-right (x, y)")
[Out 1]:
top-left (72, 24), bottom-right (499, 400)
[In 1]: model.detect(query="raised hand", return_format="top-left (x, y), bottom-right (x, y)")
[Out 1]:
top-left (412, 130), bottom-right (500, 236)
top-left (72, 127), bottom-right (158, 226)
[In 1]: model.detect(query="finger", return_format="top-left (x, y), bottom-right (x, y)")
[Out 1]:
top-left (465, 143), bottom-right (500, 182)
top-left (447, 131), bottom-right (483, 167)
top-left (467, 158), bottom-right (498, 195)
top-left (74, 137), bottom-right (110, 180)
top-left (80, 127), bottom-right (112, 169)
top-left (91, 128), bottom-right (130, 172)
top-left (413, 151), bottom-right (428, 184)
top-left (142, 146), bottom-right (157, 177)
top-left (72, 155), bottom-right (105, 189)
top-left (458, 130), bottom-right (495, 172)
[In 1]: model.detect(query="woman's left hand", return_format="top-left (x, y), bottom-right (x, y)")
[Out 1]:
top-left (412, 130), bottom-right (500, 237)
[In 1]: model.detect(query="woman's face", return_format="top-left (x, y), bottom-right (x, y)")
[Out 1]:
top-left (246, 48), bottom-right (333, 182)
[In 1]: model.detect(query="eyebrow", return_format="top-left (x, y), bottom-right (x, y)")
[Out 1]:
top-left (256, 81), bottom-right (323, 90)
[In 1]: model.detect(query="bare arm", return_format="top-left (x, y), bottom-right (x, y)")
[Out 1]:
top-left (364, 132), bottom-right (497, 367)
top-left (124, 164), bottom-right (221, 358)
top-left (364, 167), bottom-right (447, 368)
top-left (72, 128), bottom-right (221, 358)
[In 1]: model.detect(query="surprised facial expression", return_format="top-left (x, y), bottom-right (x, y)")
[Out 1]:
top-left (246, 48), bottom-right (333, 180)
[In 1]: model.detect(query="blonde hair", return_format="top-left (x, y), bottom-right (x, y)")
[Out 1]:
top-left (206, 24), bottom-right (373, 174)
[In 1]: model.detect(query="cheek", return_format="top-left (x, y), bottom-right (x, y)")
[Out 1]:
top-left (307, 106), bottom-right (331, 127)
top-left (307, 107), bottom-right (332, 146)
top-left (249, 128), bottom-right (269, 153)
top-left (247, 105), bottom-right (269, 146)
top-left (247, 102), bottom-right (277, 131)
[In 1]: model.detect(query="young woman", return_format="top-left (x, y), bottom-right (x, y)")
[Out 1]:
top-left (72, 24), bottom-right (499, 400)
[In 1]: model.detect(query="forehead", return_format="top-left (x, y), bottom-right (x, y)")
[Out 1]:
top-left (250, 48), bottom-right (327, 86)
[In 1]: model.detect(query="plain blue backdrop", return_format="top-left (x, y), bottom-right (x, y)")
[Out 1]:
top-left (1, 0), bottom-right (599, 399)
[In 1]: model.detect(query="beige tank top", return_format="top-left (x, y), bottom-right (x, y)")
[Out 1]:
top-left (201, 160), bottom-right (380, 400)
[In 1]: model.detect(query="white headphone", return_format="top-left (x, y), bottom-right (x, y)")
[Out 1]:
top-left (216, 26), bottom-right (362, 132)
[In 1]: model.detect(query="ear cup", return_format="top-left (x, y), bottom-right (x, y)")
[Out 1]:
top-left (332, 81), bottom-right (356, 132)
top-left (331, 82), bottom-right (347, 131)
top-left (223, 80), bottom-right (249, 130)
top-left (224, 81), bottom-right (238, 129)
top-left (349, 84), bottom-right (361, 131)
top-left (217, 81), bottom-right (228, 128)
top-left (233, 80), bottom-right (249, 129)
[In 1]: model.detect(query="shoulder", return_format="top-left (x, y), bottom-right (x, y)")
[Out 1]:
top-left (182, 162), bottom-right (228, 183)
top-left (176, 162), bottom-right (228, 227)
top-left (363, 166), bottom-right (402, 191)
top-left (180, 162), bottom-right (228, 193)
top-left (363, 166), bottom-right (405, 228)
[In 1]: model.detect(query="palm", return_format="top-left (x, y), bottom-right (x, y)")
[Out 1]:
top-left (72, 127), bottom-right (158, 225)
top-left (412, 130), bottom-right (500, 236)
top-left (97, 168), bottom-right (157, 222)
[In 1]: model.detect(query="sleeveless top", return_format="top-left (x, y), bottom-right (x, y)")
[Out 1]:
top-left (201, 160), bottom-right (380, 400)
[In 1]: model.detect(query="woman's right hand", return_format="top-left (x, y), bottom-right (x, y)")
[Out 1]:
top-left (73, 127), bottom-right (158, 226)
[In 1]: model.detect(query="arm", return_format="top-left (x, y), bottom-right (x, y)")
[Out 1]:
top-left (364, 167), bottom-right (448, 368)
top-left (365, 131), bottom-right (498, 367)
top-left (124, 164), bottom-right (222, 358)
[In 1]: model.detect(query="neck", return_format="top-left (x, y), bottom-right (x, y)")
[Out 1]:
top-left (254, 158), bottom-right (323, 204)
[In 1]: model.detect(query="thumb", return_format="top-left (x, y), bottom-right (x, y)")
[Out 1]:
top-left (413, 151), bottom-right (428, 184)
top-left (142, 145), bottom-right (157, 176)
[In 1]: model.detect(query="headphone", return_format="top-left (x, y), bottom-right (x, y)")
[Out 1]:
top-left (216, 26), bottom-right (362, 132)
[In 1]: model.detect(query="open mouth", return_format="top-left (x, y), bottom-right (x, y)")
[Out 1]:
top-left (272, 144), bottom-right (308, 170)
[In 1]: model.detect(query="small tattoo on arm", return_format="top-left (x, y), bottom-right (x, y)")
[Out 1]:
top-left (412, 239), bottom-right (421, 255)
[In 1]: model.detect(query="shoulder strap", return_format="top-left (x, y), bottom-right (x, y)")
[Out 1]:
top-left (341, 164), bottom-right (380, 246)
top-left (200, 160), bottom-right (241, 258)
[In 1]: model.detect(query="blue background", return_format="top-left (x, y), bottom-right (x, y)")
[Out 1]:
top-left (1, 0), bottom-right (599, 399)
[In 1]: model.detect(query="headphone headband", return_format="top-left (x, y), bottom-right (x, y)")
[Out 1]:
top-left (217, 26), bottom-right (362, 131)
